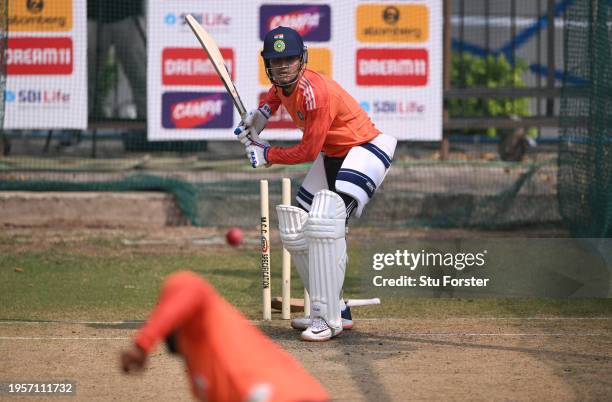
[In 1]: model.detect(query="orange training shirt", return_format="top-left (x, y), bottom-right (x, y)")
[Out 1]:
top-left (135, 271), bottom-right (329, 402)
top-left (261, 69), bottom-right (379, 164)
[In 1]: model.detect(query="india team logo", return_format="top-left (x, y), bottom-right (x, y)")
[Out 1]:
top-left (273, 40), bottom-right (285, 52)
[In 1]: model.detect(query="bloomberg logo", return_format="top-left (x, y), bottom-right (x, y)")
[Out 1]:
top-left (162, 92), bottom-right (233, 129)
top-left (260, 5), bottom-right (330, 41)
top-left (356, 48), bottom-right (428, 86)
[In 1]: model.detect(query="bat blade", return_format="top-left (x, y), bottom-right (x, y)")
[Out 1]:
top-left (184, 14), bottom-right (247, 120)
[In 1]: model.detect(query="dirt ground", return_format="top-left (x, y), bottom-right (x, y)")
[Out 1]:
top-left (1, 317), bottom-right (611, 402)
top-left (2, 226), bottom-right (609, 401)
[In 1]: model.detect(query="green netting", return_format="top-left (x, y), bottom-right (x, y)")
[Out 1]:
top-left (0, 174), bottom-right (200, 225)
top-left (558, 0), bottom-right (612, 237)
top-left (0, 154), bottom-right (562, 229)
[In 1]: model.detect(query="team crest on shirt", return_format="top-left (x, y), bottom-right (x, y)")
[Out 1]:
top-left (297, 111), bottom-right (304, 120)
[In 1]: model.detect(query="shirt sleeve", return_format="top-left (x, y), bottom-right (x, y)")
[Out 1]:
top-left (134, 271), bottom-right (213, 353)
top-left (259, 86), bottom-right (282, 115)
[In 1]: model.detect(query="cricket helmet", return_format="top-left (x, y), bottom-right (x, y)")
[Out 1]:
top-left (261, 26), bottom-right (308, 87)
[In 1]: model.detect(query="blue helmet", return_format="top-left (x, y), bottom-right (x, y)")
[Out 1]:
top-left (261, 26), bottom-right (308, 87)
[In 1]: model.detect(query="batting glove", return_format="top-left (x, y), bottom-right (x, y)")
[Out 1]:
top-left (244, 104), bottom-right (272, 133)
top-left (233, 105), bottom-right (271, 145)
top-left (234, 125), bottom-right (260, 145)
top-left (245, 140), bottom-right (270, 169)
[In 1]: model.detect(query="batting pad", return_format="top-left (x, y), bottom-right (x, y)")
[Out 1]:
top-left (335, 133), bottom-right (397, 217)
top-left (304, 190), bottom-right (347, 329)
top-left (276, 205), bottom-right (310, 293)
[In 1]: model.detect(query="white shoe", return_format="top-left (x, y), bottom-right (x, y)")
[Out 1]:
top-left (301, 318), bottom-right (342, 342)
top-left (291, 305), bottom-right (354, 330)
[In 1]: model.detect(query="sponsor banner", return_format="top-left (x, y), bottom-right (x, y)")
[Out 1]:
top-left (303, 48), bottom-right (332, 79)
top-left (360, 238), bottom-right (612, 298)
top-left (162, 92), bottom-right (234, 129)
top-left (259, 5), bottom-right (331, 41)
top-left (258, 47), bottom-right (332, 85)
top-left (9, 0), bottom-right (73, 32)
top-left (148, 0), bottom-right (441, 141)
top-left (7, 37), bottom-right (73, 75)
top-left (5, 0), bottom-right (86, 129)
top-left (356, 48), bottom-right (428, 86)
top-left (356, 4), bottom-right (429, 43)
top-left (259, 92), bottom-right (296, 129)
top-left (162, 47), bottom-right (234, 86)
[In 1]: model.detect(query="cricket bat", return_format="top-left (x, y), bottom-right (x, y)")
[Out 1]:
top-left (184, 14), bottom-right (248, 121)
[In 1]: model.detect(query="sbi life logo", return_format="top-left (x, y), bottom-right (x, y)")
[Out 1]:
top-left (360, 100), bottom-right (425, 115)
top-left (5, 89), bottom-right (70, 105)
top-left (165, 13), bottom-right (230, 27)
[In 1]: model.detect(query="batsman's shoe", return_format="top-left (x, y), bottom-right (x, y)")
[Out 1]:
top-left (301, 318), bottom-right (343, 342)
top-left (341, 305), bottom-right (353, 329)
top-left (291, 306), bottom-right (353, 330)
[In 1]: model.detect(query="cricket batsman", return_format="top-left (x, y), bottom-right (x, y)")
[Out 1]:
top-left (120, 271), bottom-right (329, 402)
top-left (234, 27), bottom-right (397, 341)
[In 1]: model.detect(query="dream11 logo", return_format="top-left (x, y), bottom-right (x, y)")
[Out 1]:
top-left (356, 48), bottom-right (428, 86)
top-left (162, 92), bottom-right (233, 129)
top-left (259, 5), bottom-right (331, 41)
top-left (162, 48), bottom-right (234, 86)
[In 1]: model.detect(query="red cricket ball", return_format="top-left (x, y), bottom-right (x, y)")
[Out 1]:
top-left (226, 227), bottom-right (243, 247)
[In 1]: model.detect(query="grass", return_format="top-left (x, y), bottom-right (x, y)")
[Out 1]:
top-left (1, 231), bottom-right (611, 321)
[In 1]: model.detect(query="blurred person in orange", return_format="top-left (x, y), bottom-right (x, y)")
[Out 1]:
top-left (120, 271), bottom-right (329, 402)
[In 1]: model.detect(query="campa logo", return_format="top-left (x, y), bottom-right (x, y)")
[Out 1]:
top-left (162, 92), bottom-right (233, 129)
top-left (356, 49), bottom-right (428, 86)
top-left (260, 5), bottom-right (330, 41)
top-left (162, 48), bottom-right (234, 86)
